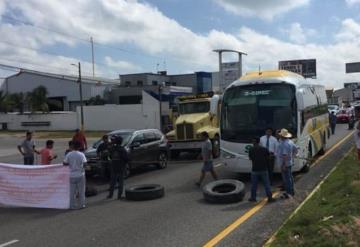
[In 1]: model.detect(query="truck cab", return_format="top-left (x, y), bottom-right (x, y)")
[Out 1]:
top-left (166, 92), bottom-right (221, 158)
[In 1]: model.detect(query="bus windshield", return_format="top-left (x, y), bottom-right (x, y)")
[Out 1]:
top-left (178, 101), bottom-right (210, 114)
top-left (221, 83), bottom-right (297, 143)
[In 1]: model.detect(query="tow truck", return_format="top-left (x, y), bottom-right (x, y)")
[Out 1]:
top-left (166, 92), bottom-right (221, 158)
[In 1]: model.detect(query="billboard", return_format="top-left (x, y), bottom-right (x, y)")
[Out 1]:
top-left (346, 62), bottom-right (360, 73)
top-left (278, 59), bottom-right (316, 78)
top-left (221, 62), bottom-right (240, 89)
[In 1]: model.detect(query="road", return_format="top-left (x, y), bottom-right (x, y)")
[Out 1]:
top-left (0, 124), bottom-right (354, 247)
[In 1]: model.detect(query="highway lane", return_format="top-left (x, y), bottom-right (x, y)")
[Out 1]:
top-left (0, 124), bottom-right (353, 247)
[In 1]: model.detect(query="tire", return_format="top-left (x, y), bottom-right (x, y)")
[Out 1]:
top-left (301, 144), bottom-right (312, 173)
top-left (124, 163), bottom-right (131, 179)
top-left (203, 179), bottom-right (245, 204)
top-left (170, 150), bottom-right (180, 159)
top-left (212, 136), bottom-right (220, 158)
top-left (157, 152), bottom-right (168, 169)
top-left (318, 133), bottom-right (326, 156)
top-left (125, 184), bottom-right (165, 201)
top-left (85, 186), bottom-right (98, 197)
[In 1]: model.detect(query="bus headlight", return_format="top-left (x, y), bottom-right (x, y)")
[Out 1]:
top-left (221, 149), bottom-right (236, 159)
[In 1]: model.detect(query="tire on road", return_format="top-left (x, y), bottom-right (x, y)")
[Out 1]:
top-left (203, 179), bottom-right (245, 204)
top-left (125, 184), bottom-right (165, 201)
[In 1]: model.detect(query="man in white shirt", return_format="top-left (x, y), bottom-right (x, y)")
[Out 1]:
top-left (260, 128), bottom-right (278, 184)
top-left (63, 140), bottom-right (87, 209)
top-left (354, 122), bottom-right (360, 162)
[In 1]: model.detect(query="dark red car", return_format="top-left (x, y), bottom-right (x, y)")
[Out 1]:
top-left (336, 109), bottom-right (352, 123)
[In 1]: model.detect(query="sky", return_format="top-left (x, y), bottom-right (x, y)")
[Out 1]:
top-left (1, 0), bottom-right (360, 88)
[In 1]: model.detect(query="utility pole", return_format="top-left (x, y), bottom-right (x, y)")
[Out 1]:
top-left (159, 84), bottom-right (163, 132)
top-left (90, 37), bottom-right (95, 78)
top-left (72, 62), bottom-right (85, 131)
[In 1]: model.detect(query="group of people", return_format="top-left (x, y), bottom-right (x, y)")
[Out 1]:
top-left (195, 128), bottom-right (298, 203)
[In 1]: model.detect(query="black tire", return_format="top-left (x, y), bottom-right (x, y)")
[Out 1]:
top-left (212, 136), bottom-right (220, 158)
top-left (85, 186), bottom-right (98, 197)
top-left (125, 184), bottom-right (165, 201)
top-left (157, 152), bottom-right (168, 169)
top-left (318, 133), bottom-right (326, 156)
top-left (301, 144), bottom-right (312, 173)
top-left (170, 150), bottom-right (181, 159)
top-left (203, 179), bottom-right (245, 204)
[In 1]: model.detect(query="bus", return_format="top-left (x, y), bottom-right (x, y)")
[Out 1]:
top-left (220, 70), bottom-right (330, 173)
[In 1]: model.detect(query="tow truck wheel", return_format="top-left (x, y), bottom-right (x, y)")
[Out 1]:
top-left (212, 136), bottom-right (220, 158)
top-left (157, 152), bottom-right (168, 169)
top-left (170, 150), bottom-right (180, 159)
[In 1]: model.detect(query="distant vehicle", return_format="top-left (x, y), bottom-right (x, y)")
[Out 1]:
top-left (336, 108), bottom-right (354, 123)
top-left (84, 129), bottom-right (169, 178)
top-left (221, 70), bottom-right (330, 173)
top-left (166, 91), bottom-right (221, 158)
top-left (328, 104), bottom-right (339, 114)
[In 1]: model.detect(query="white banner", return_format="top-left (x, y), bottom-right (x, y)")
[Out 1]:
top-left (0, 163), bottom-right (70, 209)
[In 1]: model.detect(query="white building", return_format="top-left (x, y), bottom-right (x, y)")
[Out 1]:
top-left (2, 69), bottom-right (119, 111)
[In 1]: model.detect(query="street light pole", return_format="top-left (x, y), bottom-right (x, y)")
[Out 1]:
top-left (77, 62), bottom-right (84, 131)
top-left (159, 84), bottom-right (162, 132)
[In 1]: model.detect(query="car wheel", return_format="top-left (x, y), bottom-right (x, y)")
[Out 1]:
top-left (125, 184), bottom-right (165, 201)
top-left (157, 152), bottom-right (168, 169)
top-left (203, 179), bottom-right (245, 204)
top-left (124, 163), bottom-right (131, 179)
top-left (212, 136), bottom-right (220, 158)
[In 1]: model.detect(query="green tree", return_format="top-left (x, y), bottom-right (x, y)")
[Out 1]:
top-left (88, 95), bottom-right (106, 105)
top-left (28, 86), bottom-right (49, 112)
top-left (0, 91), bottom-right (10, 113)
top-left (8, 92), bottom-right (26, 114)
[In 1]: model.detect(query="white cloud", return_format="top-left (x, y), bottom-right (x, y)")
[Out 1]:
top-left (283, 22), bottom-right (317, 44)
top-left (346, 0), bottom-right (360, 5)
top-left (0, 0), bottom-right (359, 89)
top-left (213, 0), bottom-right (310, 20)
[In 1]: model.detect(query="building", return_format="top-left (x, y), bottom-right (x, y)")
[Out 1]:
top-left (2, 69), bottom-right (119, 111)
top-left (333, 87), bottom-right (353, 105)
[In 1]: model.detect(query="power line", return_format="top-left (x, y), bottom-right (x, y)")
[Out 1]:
top-left (1, 14), bottom-right (206, 66)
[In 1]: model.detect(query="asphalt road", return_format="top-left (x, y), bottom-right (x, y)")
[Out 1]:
top-left (0, 124), bottom-right (353, 247)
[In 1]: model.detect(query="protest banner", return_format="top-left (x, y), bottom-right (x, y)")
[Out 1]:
top-left (0, 163), bottom-right (70, 209)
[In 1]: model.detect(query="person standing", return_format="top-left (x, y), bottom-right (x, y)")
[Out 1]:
top-left (72, 129), bottom-right (87, 152)
top-left (277, 129), bottom-right (298, 199)
top-left (97, 135), bottom-right (111, 179)
top-left (39, 140), bottom-right (57, 165)
top-left (354, 122), bottom-right (360, 162)
top-left (65, 140), bottom-right (74, 156)
top-left (330, 111), bottom-right (337, 135)
top-left (63, 140), bottom-right (87, 209)
top-left (107, 136), bottom-right (129, 199)
top-left (17, 131), bottom-right (39, 165)
top-left (248, 137), bottom-right (275, 203)
top-left (260, 128), bottom-right (278, 184)
top-left (196, 132), bottom-right (218, 187)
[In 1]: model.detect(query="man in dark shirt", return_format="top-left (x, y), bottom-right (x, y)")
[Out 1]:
top-left (248, 137), bottom-right (275, 203)
top-left (107, 135), bottom-right (129, 200)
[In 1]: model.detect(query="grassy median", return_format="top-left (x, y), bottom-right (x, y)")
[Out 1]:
top-left (269, 148), bottom-right (360, 247)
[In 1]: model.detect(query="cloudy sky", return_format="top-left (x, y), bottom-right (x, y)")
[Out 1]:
top-left (1, 0), bottom-right (360, 88)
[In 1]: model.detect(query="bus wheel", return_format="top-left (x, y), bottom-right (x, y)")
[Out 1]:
top-left (212, 136), bottom-right (220, 158)
top-left (301, 145), bottom-right (312, 173)
top-left (318, 133), bottom-right (326, 156)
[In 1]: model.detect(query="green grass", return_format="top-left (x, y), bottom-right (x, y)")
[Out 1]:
top-left (0, 130), bottom-right (106, 139)
top-left (269, 149), bottom-right (360, 247)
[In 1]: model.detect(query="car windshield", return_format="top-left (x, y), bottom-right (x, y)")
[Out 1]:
top-left (328, 105), bottom-right (338, 110)
top-left (221, 83), bottom-right (297, 143)
top-left (92, 132), bottom-right (132, 148)
top-left (178, 101), bottom-right (210, 114)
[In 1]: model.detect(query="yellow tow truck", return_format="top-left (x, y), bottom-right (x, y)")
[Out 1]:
top-left (166, 92), bottom-right (221, 158)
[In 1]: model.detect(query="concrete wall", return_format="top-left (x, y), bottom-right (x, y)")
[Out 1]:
top-left (0, 112), bottom-right (78, 131)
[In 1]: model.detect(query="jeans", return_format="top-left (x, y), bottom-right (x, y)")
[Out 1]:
top-left (330, 124), bottom-right (336, 135)
top-left (70, 175), bottom-right (86, 209)
top-left (250, 171), bottom-right (272, 200)
top-left (24, 156), bottom-right (34, 165)
top-left (281, 166), bottom-right (294, 196)
top-left (109, 166), bottom-right (124, 199)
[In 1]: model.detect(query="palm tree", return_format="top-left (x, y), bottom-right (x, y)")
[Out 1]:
top-left (28, 86), bottom-right (49, 112)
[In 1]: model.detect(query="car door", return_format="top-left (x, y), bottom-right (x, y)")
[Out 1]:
top-left (129, 133), bottom-right (147, 167)
top-left (143, 131), bottom-right (159, 163)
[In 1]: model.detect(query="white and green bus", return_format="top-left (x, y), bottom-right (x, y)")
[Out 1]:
top-left (220, 70), bottom-right (330, 173)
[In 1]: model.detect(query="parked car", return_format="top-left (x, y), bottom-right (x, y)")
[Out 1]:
top-left (336, 109), bottom-right (353, 123)
top-left (84, 129), bottom-right (169, 178)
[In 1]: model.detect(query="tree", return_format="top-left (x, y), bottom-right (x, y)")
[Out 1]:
top-left (0, 91), bottom-right (11, 113)
top-left (88, 95), bottom-right (106, 105)
top-left (8, 92), bottom-right (26, 114)
top-left (28, 86), bottom-right (49, 112)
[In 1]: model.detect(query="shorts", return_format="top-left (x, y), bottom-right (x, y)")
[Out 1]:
top-left (202, 160), bottom-right (214, 172)
top-left (357, 149), bottom-right (360, 160)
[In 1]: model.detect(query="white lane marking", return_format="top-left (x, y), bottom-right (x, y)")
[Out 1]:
top-left (0, 240), bottom-right (19, 247)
